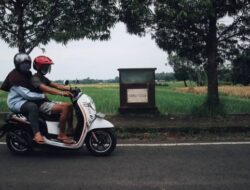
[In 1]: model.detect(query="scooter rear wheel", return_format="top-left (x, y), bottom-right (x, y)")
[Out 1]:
top-left (6, 128), bottom-right (33, 155)
top-left (85, 129), bottom-right (116, 156)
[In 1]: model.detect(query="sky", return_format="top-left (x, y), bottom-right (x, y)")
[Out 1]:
top-left (0, 22), bottom-right (172, 81)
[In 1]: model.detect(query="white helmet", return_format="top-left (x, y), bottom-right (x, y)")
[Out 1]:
top-left (14, 53), bottom-right (31, 68)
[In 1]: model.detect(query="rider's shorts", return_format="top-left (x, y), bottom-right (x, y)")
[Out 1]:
top-left (39, 101), bottom-right (60, 115)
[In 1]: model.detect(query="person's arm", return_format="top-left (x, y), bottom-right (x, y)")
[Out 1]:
top-left (32, 75), bottom-right (72, 97)
top-left (49, 82), bottom-right (71, 91)
top-left (12, 86), bottom-right (45, 101)
top-left (39, 84), bottom-right (72, 97)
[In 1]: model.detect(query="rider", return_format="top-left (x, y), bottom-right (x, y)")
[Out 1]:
top-left (1, 53), bottom-right (46, 144)
top-left (31, 55), bottom-right (75, 144)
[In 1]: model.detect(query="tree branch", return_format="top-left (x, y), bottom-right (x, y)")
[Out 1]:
top-left (26, 0), bottom-right (60, 54)
top-left (218, 17), bottom-right (242, 40)
top-left (218, 1), bottom-right (250, 40)
top-left (1, 2), bottom-right (14, 12)
top-left (0, 23), bottom-right (17, 36)
top-left (219, 31), bottom-right (243, 43)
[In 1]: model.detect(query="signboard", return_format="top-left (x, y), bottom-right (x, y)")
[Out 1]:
top-left (118, 68), bottom-right (158, 114)
top-left (127, 89), bottom-right (148, 103)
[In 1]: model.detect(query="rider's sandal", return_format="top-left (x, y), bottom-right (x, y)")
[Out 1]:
top-left (33, 133), bottom-right (45, 144)
top-left (34, 139), bottom-right (45, 144)
top-left (57, 137), bottom-right (76, 144)
top-left (33, 137), bottom-right (45, 144)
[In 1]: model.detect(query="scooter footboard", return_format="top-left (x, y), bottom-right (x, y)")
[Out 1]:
top-left (88, 118), bottom-right (114, 131)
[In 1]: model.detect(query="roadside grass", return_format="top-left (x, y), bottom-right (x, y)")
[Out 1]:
top-left (0, 84), bottom-right (250, 114)
top-left (0, 91), bottom-right (7, 112)
top-left (220, 95), bottom-right (250, 114)
top-left (156, 87), bottom-right (206, 114)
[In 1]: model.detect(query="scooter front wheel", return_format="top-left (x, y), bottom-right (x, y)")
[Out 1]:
top-left (85, 129), bottom-right (116, 156)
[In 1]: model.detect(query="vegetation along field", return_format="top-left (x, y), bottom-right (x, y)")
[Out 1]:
top-left (0, 83), bottom-right (250, 115)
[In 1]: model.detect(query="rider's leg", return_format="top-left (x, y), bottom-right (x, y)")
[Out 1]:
top-left (51, 103), bottom-right (74, 143)
top-left (59, 102), bottom-right (73, 134)
top-left (20, 102), bottom-right (44, 144)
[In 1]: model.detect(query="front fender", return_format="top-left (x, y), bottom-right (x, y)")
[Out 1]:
top-left (88, 118), bottom-right (114, 132)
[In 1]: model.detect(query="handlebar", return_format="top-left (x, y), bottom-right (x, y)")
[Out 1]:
top-left (69, 87), bottom-right (82, 99)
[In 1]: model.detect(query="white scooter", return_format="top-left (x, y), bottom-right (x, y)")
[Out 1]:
top-left (0, 86), bottom-right (117, 156)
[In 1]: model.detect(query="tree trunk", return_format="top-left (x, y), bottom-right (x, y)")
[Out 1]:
top-left (206, 15), bottom-right (219, 108)
top-left (184, 80), bottom-right (187, 87)
top-left (206, 54), bottom-right (219, 106)
top-left (16, 1), bottom-right (26, 53)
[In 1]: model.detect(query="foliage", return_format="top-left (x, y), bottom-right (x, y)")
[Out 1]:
top-left (168, 53), bottom-right (195, 86)
top-left (217, 63), bottom-right (232, 83)
top-left (53, 74), bottom-right (174, 85)
top-left (232, 49), bottom-right (250, 85)
top-left (155, 72), bottom-right (175, 81)
top-left (168, 55), bottom-right (232, 85)
top-left (53, 77), bottom-right (119, 85)
top-left (152, 0), bottom-right (250, 62)
top-left (0, 0), bottom-right (118, 53)
top-left (119, 0), bottom-right (153, 36)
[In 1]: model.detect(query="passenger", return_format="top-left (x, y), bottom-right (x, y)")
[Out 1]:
top-left (31, 56), bottom-right (75, 144)
top-left (1, 53), bottom-right (46, 144)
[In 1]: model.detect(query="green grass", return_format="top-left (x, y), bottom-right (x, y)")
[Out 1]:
top-left (0, 84), bottom-right (250, 115)
top-left (83, 87), bottom-right (119, 114)
top-left (0, 91), bottom-right (8, 112)
top-left (220, 95), bottom-right (250, 114)
top-left (156, 87), bottom-right (206, 114)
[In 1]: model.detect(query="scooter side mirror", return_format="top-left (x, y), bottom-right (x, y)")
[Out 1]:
top-left (64, 80), bottom-right (69, 86)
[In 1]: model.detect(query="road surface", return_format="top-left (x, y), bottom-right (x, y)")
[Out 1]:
top-left (0, 143), bottom-right (249, 190)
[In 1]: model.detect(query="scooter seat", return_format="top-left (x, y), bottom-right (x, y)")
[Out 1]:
top-left (5, 112), bottom-right (29, 124)
top-left (6, 112), bottom-right (60, 123)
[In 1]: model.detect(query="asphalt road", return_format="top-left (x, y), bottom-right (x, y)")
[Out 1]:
top-left (0, 143), bottom-right (250, 190)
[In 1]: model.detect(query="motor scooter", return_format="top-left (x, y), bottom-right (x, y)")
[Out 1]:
top-left (0, 86), bottom-right (117, 156)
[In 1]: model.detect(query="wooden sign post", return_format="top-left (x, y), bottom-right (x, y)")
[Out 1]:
top-left (118, 68), bottom-right (158, 114)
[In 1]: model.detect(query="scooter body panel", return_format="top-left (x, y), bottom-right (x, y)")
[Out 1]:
top-left (46, 121), bottom-right (60, 135)
top-left (88, 118), bottom-right (114, 132)
top-left (42, 94), bottom-right (90, 149)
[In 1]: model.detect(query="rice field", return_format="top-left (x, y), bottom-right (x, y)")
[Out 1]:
top-left (0, 84), bottom-right (250, 114)
top-left (176, 86), bottom-right (250, 99)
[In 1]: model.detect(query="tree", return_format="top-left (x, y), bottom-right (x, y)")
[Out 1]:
top-left (0, 0), bottom-right (118, 53)
top-left (217, 63), bottom-right (232, 83)
top-left (155, 72), bottom-right (175, 81)
top-left (119, 0), bottom-right (250, 109)
top-left (232, 49), bottom-right (250, 85)
top-left (168, 53), bottom-right (207, 86)
top-left (168, 53), bottom-right (192, 87)
top-left (119, 0), bottom-right (153, 36)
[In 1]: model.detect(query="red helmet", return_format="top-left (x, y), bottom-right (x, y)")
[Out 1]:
top-left (33, 56), bottom-right (54, 74)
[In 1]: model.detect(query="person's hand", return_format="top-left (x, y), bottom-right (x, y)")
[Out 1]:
top-left (61, 91), bottom-right (73, 97)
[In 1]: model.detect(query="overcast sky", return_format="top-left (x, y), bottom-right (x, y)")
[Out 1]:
top-left (0, 22), bottom-right (172, 81)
